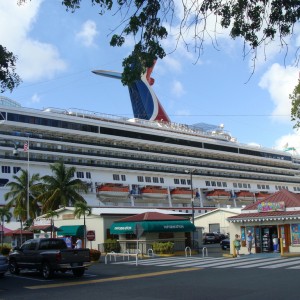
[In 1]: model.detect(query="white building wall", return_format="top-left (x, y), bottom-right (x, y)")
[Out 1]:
top-left (194, 209), bottom-right (240, 234)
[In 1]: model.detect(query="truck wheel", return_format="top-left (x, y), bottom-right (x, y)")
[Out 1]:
top-left (72, 268), bottom-right (85, 277)
top-left (41, 262), bottom-right (53, 279)
top-left (9, 260), bottom-right (20, 275)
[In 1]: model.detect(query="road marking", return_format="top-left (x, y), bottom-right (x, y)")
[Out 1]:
top-left (112, 256), bottom-right (300, 270)
top-left (26, 267), bottom-right (200, 290)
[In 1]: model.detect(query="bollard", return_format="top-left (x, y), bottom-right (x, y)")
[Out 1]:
top-left (280, 238), bottom-right (284, 256)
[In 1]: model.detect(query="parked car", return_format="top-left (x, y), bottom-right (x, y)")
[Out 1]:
top-left (0, 254), bottom-right (8, 277)
top-left (203, 233), bottom-right (220, 244)
top-left (220, 238), bottom-right (230, 250)
top-left (9, 238), bottom-right (91, 279)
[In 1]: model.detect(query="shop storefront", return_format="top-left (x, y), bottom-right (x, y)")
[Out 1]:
top-left (228, 190), bottom-right (300, 255)
top-left (110, 211), bottom-right (196, 254)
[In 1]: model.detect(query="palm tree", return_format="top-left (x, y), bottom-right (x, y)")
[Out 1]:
top-left (45, 210), bottom-right (59, 238)
top-left (4, 169), bottom-right (41, 221)
top-left (36, 161), bottom-right (88, 213)
top-left (74, 201), bottom-right (92, 248)
top-left (14, 206), bottom-right (26, 246)
top-left (0, 206), bottom-right (12, 247)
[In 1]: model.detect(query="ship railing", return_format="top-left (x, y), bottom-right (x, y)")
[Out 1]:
top-left (66, 107), bottom-right (234, 141)
top-left (1, 103), bottom-right (298, 157)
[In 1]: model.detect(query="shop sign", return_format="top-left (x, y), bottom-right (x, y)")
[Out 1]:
top-left (257, 201), bottom-right (285, 212)
top-left (62, 213), bottom-right (75, 220)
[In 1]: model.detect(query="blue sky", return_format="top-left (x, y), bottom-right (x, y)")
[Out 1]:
top-left (1, 0), bottom-right (300, 152)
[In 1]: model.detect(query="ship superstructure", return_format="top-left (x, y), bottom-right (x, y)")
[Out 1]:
top-left (1, 63), bottom-right (300, 215)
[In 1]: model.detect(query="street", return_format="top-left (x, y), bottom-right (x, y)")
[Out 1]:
top-left (0, 245), bottom-right (298, 300)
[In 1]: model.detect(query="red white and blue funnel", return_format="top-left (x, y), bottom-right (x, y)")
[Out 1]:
top-left (92, 61), bottom-right (170, 123)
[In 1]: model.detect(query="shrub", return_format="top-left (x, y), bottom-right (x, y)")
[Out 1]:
top-left (152, 242), bottom-right (174, 254)
top-left (0, 245), bottom-right (11, 255)
top-left (90, 249), bottom-right (101, 261)
top-left (104, 239), bottom-right (121, 253)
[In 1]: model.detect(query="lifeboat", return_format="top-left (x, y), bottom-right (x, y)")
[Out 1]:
top-left (170, 188), bottom-right (194, 200)
top-left (140, 186), bottom-right (168, 199)
top-left (96, 183), bottom-right (130, 198)
top-left (255, 192), bottom-right (271, 201)
top-left (206, 190), bottom-right (231, 201)
top-left (236, 191), bottom-right (255, 201)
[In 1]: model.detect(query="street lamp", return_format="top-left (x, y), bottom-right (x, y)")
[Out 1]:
top-left (185, 169), bottom-right (196, 248)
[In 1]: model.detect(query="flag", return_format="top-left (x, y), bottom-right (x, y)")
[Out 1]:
top-left (23, 142), bottom-right (29, 152)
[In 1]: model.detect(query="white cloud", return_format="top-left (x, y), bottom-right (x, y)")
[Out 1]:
top-left (76, 20), bottom-right (98, 47)
top-left (171, 80), bottom-right (185, 97)
top-left (0, 0), bottom-right (66, 82)
top-left (31, 93), bottom-right (40, 104)
top-left (273, 131), bottom-right (300, 153)
top-left (259, 64), bottom-right (299, 123)
top-left (247, 142), bottom-right (262, 148)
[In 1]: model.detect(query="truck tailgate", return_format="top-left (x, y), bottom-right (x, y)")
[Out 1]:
top-left (60, 249), bottom-right (90, 263)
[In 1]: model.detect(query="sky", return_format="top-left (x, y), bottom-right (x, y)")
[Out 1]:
top-left (1, 0), bottom-right (300, 153)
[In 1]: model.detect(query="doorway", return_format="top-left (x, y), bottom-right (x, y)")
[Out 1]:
top-left (260, 226), bottom-right (278, 252)
top-left (278, 224), bottom-right (290, 253)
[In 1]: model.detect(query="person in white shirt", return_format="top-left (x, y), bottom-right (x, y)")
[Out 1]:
top-left (75, 237), bottom-right (82, 249)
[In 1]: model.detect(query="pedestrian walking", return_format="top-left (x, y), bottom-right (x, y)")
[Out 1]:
top-left (234, 234), bottom-right (241, 257)
top-left (246, 231), bottom-right (253, 254)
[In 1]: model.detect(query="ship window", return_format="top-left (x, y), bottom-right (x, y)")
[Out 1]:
top-left (238, 183), bottom-right (242, 188)
top-left (261, 185), bottom-right (265, 189)
top-left (86, 172), bottom-right (91, 179)
top-left (152, 177), bottom-right (159, 183)
top-left (137, 176), bottom-right (144, 182)
top-left (257, 184), bottom-right (261, 189)
top-left (233, 183), bottom-right (237, 188)
top-left (174, 179), bottom-right (179, 184)
top-left (217, 182), bottom-right (222, 187)
top-left (187, 179), bottom-right (191, 186)
top-left (1, 166), bottom-right (11, 173)
top-left (181, 179), bottom-right (186, 185)
top-left (13, 167), bottom-right (21, 174)
top-left (266, 185), bottom-right (269, 189)
top-left (76, 171), bottom-right (84, 178)
top-left (211, 181), bottom-right (216, 187)
top-left (243, 183), bottom-right (247, 188)
top-left (222, 182), bottom-right (227, 187)
top-left (205, 181), bottom-right (210, 186)
top-left (121, 175), bottom-right (126, 181)
top-left (145, 177), bottom-right (151, 183)
top-left (160, 178), bottom-right (164, 183)
top-left (113, 174), bottom-right (120, 180)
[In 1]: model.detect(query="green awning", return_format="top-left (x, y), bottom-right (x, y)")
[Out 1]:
top-left (58, 225), bottom-right (84, 237)
top-left (110, 220), bottom-right (195, 234)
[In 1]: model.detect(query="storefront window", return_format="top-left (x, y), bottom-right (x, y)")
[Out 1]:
top-left (291, 224), bottom-right (300, 245)
top-left (241, 227), bottom-right (246, 247)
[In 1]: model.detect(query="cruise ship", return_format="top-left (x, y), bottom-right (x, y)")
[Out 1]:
top-left (1, 61), bottom-right (300, 216)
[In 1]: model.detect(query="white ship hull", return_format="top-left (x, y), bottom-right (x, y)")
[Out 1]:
top-left (1, 96), bottom-right (300, 216)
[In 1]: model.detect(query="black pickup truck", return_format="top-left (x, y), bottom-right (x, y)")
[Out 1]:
top-left (9, 238), bottom-right (90, 279)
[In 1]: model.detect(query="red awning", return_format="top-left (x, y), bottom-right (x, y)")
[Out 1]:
top-left (5, 229), bottom-right (33, 237)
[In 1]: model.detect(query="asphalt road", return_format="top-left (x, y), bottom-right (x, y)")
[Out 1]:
top-left (0, 245), bottom-right (297, 300)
